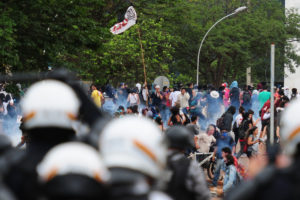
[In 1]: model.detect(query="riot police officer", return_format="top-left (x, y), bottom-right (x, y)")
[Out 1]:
top-left (4, 80), bottom-right (81, 200)
top-left (99, 116), bottom-right (172, 200)
top-left (165, 126), bottom-right (211, 200)
top-left (37, 142), bottom-right (110, 200)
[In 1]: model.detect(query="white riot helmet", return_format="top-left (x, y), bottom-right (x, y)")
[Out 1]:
top-left (281, 99), bottom-right (300, 156)
top-left (37, 142), bottom-right (110, 183)
top-left (21, 80), bottom-right (80, 130)
top-left (37, 142), bottom-right (110, 199)
top-left (99, 116), bottom-right (167, 180)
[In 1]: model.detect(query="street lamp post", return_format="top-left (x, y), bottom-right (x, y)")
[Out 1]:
top-left (196, 6), bottom-right (247, 86)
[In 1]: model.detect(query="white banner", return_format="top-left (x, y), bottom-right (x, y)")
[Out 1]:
top-left (110, 6), bottom-right (137, 35)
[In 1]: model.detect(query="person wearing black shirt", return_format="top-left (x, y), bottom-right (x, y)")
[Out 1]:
top-left (151, 85), bottom-right (163, 107)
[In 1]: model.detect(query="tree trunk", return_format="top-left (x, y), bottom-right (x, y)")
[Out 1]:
top-left (213, 56), bottom-right (225, 87)
top-left (232, 64), bottom-right (238, 82)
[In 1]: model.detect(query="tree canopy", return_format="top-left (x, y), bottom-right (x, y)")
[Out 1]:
top-left (1, 0), bottom-right (300, 86)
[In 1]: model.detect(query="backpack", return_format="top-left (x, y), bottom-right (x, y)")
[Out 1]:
top-left (243, 91), bottom-right (251, 103)
top-left (216, 114), bottom-right (225, 130)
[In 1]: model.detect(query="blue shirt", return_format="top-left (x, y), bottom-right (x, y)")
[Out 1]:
top-left (216, 132), bottom-right (235, 159)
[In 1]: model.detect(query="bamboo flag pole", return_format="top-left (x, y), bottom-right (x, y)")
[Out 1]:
top-left (109, 5), bottom-right (148, 105)
top-left (137, 26), bottom-right (148, 106)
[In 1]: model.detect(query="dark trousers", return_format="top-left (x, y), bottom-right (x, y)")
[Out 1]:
top-left (236, 139), bottom-right (246, 159)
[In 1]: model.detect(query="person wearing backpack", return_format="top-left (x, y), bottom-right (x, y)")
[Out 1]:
top-left (225, 97), bottom-right (300, 200)
top-left (217, 106), bottom-right (236, 132)
top-left (242, 86), bottom-right (252, 112)
top-left (236, 110), bottom-right (260, 158)
top-left (212, 109), bottom-right (236, 187)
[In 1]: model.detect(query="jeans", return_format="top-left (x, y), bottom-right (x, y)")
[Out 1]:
top-left (182, 107), bottom-right (188, 114)
top-left (161, 106), bottom-right (170, 127)
top-left (212, 158), bottom-right (224, 186)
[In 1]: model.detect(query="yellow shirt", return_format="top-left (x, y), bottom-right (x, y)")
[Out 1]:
top-left (91, 90), bottom-right (102, 107)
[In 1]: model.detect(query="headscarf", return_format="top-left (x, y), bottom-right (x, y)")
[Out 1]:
top-left (230, 81), bottom-right (238, 89)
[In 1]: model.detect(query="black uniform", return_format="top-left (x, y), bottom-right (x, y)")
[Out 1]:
top-left (4, 128), bottom-right (75, 200)
top-left (165, 151), bottom-right (210, 200)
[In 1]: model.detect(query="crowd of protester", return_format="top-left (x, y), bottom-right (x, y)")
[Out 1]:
top-left (0, 78), bottom-right (300, 199)
top-left (90, 81), bottom-right (298, 131)
top-left (88, 80), bottom-right (300, 197)
top-left (0, 83), bottom-right (24, 139)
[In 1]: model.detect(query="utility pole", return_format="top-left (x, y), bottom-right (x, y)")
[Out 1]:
top-left (270, 44), bottom-right (275, 145)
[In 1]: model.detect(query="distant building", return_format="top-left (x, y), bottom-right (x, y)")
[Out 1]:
top-left (284, 0), bottom-right (300, 90)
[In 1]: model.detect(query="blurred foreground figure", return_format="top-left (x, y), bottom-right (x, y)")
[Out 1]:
top-left (165, 126), bottom-right (211, 200)
top-left (4, 80), bottom-right (80, 200)
top-left (37, 142), bottom-right (110, 200)
top-left (100, 116), bottom-right (172, 200)
top-left (227, 99), bottom-right (300, 200)
top-left (0, 134), bottom-right (17, 200)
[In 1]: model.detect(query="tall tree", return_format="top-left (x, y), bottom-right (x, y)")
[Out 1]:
top-left (1, 0), bottom-right (300, 87)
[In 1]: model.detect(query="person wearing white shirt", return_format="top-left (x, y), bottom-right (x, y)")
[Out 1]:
top-left (177, 88), bottom-right (190, 114)
top-left (195, 128), bottom-right (216, 153)
top-left (169, 88), bottom-right (181, 107)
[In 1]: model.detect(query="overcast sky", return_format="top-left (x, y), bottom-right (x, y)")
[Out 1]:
top-left (286, 0), bottom-right (300, 12)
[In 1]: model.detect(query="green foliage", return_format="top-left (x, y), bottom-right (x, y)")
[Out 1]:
top-left (0, 0), bottom-right (300, 87)
top-left (1, 0), bottom-right (106, 72)
top-left (0, 2), bottom-right (18, 73)
top-left (132, 0), bottom-right (300, 86)
top-left (98, 16), bottom-right (175, 85)
top-left (167, 73), bottom-right (193, 87)
top-left (4, 83), bottom-right (20, 98)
